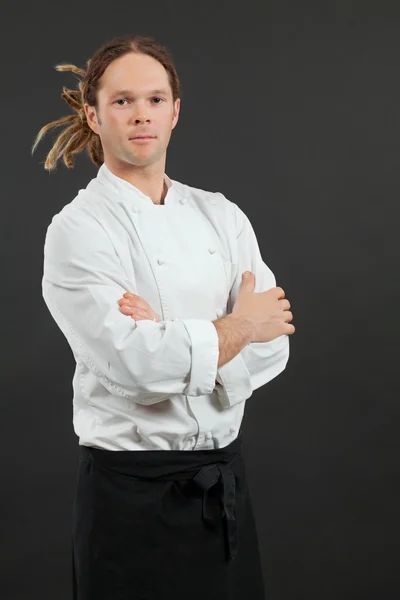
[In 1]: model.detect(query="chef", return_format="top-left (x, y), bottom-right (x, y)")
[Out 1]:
top-left (34, 33), bottom-right (295, 600)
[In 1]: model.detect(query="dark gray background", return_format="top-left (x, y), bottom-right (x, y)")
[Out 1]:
top-left (1, 1), bottom-right (399, 598)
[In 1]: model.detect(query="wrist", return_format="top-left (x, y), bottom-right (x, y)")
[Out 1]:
top-left (226, 313), bottom-right (254, 344)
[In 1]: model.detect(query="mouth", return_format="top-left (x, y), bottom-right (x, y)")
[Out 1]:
top-left (129, 136), bottom-right (156, 140)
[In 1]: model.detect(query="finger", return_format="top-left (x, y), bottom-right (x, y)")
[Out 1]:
top-left (120, 305), bottom-right (151, 320)
top-left (120, 293), bottom-right (139, 304)
top-left (122, 295), bottom-right (149, 311)
top-left (120, 304), bottom-right (144, 315)
top-left (121, 300), bottom-right (149, 315)
top-left (130, 309), bottom-right (154, 321)
top-left (119, 304), bottom-right (132, 314)
top-left (119, 297), bottom-right (144, 310)
top-left (122, 292), bottom-right (147, 308)
top-left (118, 297), bottom-right (140, 307)
top-left (118, 298), bottom-right (131, 306)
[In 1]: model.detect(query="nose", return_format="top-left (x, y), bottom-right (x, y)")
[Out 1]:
top-left (134, 114), bottom-right (150, 124)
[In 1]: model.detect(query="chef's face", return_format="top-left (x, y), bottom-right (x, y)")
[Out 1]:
top-left (85, 52), bottom-right (180, 169)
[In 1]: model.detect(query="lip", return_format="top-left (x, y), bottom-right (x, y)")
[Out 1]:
top-left (129, 136), bottom-right (156, 140)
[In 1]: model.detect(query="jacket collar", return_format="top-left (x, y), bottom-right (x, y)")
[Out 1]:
top-left (96, 162), bottom-right (174, 208)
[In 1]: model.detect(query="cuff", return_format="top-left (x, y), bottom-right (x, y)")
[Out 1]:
top-left (214, 351), bottom-right (253, 408)
top-left (181, 319), bottom-right (220, 396)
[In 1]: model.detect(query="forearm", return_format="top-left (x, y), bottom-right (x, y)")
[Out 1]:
top-left (212, 314), bottom-right (254, 368)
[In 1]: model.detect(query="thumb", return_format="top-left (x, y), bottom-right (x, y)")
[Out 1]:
top-left (241, 271), bottom-right (255, 290)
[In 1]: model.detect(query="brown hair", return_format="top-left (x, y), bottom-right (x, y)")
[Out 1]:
top-left (31, 34), bottom-right (181, 170)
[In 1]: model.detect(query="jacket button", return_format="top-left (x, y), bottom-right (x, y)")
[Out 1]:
top-left (230, 426), bottom-right (236, 434)
top-left (179, 198), bottom-right (187, 204)
top-left (205, 432), bottom-right (213, 440)
top-left (208, 248), bottom-right (216, 254)
top-left (216, 308), bottom-right (224, 318)
top-left (157, 258), bottom-right (164, 265)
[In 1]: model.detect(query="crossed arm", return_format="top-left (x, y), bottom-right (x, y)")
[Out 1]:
top-left (117, 292), bottom-right (220, 386)
top-left (44, 199), bottom-right (289, 408)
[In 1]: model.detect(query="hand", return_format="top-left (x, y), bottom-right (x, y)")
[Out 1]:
top-left (231, 271), bottom-right (295, 343)
top-left (118, 292), bottom-right (161, 322)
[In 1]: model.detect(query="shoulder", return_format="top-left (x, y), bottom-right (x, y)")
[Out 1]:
top-left (170, 178), bottom-right (247, 234)
top-left (44, 184), bottom-right (111, 256)
top-left (171, 178), bottom-right (230, 208)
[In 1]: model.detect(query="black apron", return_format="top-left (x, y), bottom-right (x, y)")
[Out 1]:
top-left (72, 432), bottom-right (266, 599)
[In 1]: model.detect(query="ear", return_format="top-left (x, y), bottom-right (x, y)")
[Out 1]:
top-left (172, 98), bottom-right (180, 130)
top-left (84, 103), bottom-right (100, 135)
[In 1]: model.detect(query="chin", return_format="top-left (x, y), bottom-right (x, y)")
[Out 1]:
top-left (119, 152), bottom-right (151, 167)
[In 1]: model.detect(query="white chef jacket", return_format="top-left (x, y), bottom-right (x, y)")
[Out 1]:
top-left (42, 163), bottom-right (290, 451)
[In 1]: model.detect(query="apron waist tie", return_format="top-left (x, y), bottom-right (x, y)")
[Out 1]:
top-left (192, 463), bottom-right (238, 560)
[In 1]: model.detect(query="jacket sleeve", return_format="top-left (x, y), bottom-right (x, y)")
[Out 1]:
top-left (42, 207), bottom-right (219, 406)
top-left (214, 202), bottom-right (290, 409)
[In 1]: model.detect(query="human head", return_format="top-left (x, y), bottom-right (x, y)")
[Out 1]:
top-left (31, 34), bottom-right (181, 171)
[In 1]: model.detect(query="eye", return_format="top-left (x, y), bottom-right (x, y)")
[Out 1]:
top-left (115, 99), bottom-right (128, 106)
top-left (152, 97), bottom-right (164, 104)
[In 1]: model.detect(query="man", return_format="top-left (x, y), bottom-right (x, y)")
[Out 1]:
top-left (33, 34), bottom-right (295, 600)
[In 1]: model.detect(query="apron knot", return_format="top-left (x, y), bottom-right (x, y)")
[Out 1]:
top-left (192, 462), bottom-right (239, 560)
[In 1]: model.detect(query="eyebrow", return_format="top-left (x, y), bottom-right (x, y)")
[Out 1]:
top-left (110, 88), bottom-right (170, 99)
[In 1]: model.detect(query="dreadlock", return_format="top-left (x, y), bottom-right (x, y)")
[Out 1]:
top-left (31, 64), bottom-right (103, 169)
